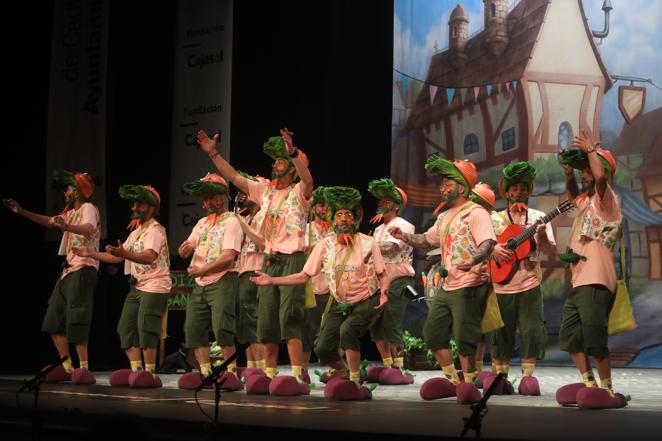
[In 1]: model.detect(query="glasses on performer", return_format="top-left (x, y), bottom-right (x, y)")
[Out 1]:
top-left (334, 211), bottom-right (355, 220)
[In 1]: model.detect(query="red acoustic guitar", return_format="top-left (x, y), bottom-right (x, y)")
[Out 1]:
top-left (489, 200), bottom-right (574, 284)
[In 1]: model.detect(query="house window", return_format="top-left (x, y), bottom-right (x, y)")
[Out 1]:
top-left (490, 3), bottom-right (496, 17)
top-left (453, 26), bottom-right (457, 37)
top-left (464, 133), bottom-right (479, 155)
top-left (557, 122), bottom-right (573, 155)
top-left (501, 127), bottom-right (515, 151)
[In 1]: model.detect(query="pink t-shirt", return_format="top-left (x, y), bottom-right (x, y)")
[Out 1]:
top-left (58, 202), bottom-right (100, 279)
top-left (306, 221), bottom-right (331, 294)
top-left (491, 207), bottom-right (556, 294)
top-left (247, 180), bottom-right (310, 254)
top-left (424, 201), bottom-right (496, 291)
top-left (303, 234), bottom-right (386, 304)
top-left (123, 220), bottom-right (172, 294)
top-left (570, 186), bottom-right (622, 293)
top-left (185, 213), bottom-right (243, 286)
top-left (238, 211), bottom-right (265, 275)
top-left (374, 216), bottom-right (415, 280)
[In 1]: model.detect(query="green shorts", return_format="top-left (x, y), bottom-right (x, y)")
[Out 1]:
top-left (257, 252), bottom-right (306, 344)
top-left (314, 294), bottom-right (380, 365)
top-left (117, 289), bottom-right (169, 349)
top-left (370, 275), bottom-right (413, 346)
top-left (41, 266), bottom-right (98, 343)
top-left (488, 286), bottom-right (547, 360)
top-left (236, 271), bottom-right (259, 344)
top-left (423, 283), bottom-right (488, 356)
top-left (185, 272), bottom-right (239, 348)
top-left (559, 284), bottom-right (615, 359)
top-left (302, 292), bottom-right (330, 353)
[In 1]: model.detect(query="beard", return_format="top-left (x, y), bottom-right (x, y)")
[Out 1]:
top-left (333, 222), bottom-right (355, 234)
top-left (440, 186), bottom-right (461, 203)
top-left (131, 210), bottom-right (149, 221)
top-left (580, 180), bottom-right (595, 194)
top-left (272, 168), bottom-right (289, 179)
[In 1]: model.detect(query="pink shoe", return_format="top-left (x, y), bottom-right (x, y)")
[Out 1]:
top-left (218, 372), bottom-right (244, 391)
top-left (518, 375), bottom-right (541, 396)
top-left (109, 369), bottom-right (132, 387)
top-left (239, 368), bottom-right (265, 380)
top-left (269, 375), bottom-right (311, 396)
top-left (457, 382), bottom-right (481, 404)
top-left (71, 368), bottom-right (96, 385)
top-left (482, 373), bottom-right (514, 395)
top-left (419, 377), bottom-right (457, 400)
top-left (42, 365), bottom-right (71, 383)
top-left (366, 366), bottom-right (386, 383)
top-left (577, 388), bottom-right (628, 410)
top-left (128, 371), bottom-right (162, 388)
top-left (378, 368), bottom-right (414, 385)
top-left (245, 375), bottom-right (271, 394)
top-left (476, 371), bottom-right (492, 389)
top-left (178, 372), bottom-right (205, 390)
top-left (324, 379), bottom-right (372, 401)
top-left (556, 382), bottom-right (587, 406)
top-left (316, 369), bottom-right (344, 384)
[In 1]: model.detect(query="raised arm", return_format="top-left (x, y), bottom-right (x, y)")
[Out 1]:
top-left (390, 226), bottom-right (432, 250)
top-left (281, 128), bottom-right (313, 198)
top-left (197, 129), bottom-right (251, 195)
top-left (573, 131), bottom-right (608, 199)
top-left (4, 199), bottom-right (57, 229)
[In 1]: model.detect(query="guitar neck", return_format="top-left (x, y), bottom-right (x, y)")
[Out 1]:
top-left (509, 208), bottom-right (561, 248)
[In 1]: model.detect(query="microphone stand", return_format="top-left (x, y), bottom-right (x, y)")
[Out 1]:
top-left (18, 355), bottom-right (69, 441)
top-left (196, 352), bottom-right (239, 435)
top-left (461, 373), bottom-right (504, 439)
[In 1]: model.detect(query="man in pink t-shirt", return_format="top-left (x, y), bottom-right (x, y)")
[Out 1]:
top-left (556, 132), bottom-right (627, 409)
top-left (176, 173), bottom-right (244, 391)
top-left (489, 162), bottom-right (556, 395)
top-left (197, 127), bottom-right (314, 396)
top-left (251, 187), bottom-right (389, 401)
top-left (366, 178), bottom-right (415, 385)
top-left (4, 169), bottom-right (99, 384)
top-left (302, 186), bottom-right (331, 382)
top-left (391, 156), bottom-right (495, 405)
top-left (75, 184), bottom-right (171, 389)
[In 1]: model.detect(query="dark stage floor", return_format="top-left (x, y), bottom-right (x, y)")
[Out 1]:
top-left (1, 367), bottom-right (661, 441)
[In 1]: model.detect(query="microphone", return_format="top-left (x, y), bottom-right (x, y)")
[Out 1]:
top-left (196, 351), bottom-right (240, 392)
top-left (19, 355), bottom-right (69, 392)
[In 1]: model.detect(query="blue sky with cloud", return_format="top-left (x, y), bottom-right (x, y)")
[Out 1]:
top-left (394, 0), bottom-right (662, 135)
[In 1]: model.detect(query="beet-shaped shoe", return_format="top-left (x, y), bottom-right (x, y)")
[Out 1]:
top-left (269, 375), bottom-right (311, 396)
top-left (457, 382), bottom-right (481, 404)
top-left (378, 368), bottom-right (414, 385)
top-left (556, 382), bottom-right (587, 406)
top-left (71, 368), bottom-right (96, 385)
top-left (518, 375), bottom-right (540, 396)
top-left (109, 369), bottom-right (133, 387)
top-left (42, 365), bottom-right (71, 383)
top-left (419, 377), bottom-right (457, 401)
top-left (324, 379), bottom-right (372, 401)
top-left (576, 387), bottom-right (628, 410)
top-left (128, 371), bottom-right (162, 388)
top-left (245, 375), bottom-right (271, 395)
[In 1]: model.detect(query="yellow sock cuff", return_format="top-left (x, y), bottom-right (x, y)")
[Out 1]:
top-left (393, 357), bottom-right (404, 369)
top-left (247, 360), bottom-right (257, 369)
top-left (464, 371), bottom-right (476, 383)
top-left (495, 364), bottom-right (509, 378)
top-left (600, 377), bottom-right (612, 390)
top-left (491, 362), bottom-right (497, 373)
top-left (292, 365), bottom-right (303, 379)
top-left (382, 357), bottom-right (393, 368)
top-left (130, 360), bottom-right (143, 372)
top-left (257, 360), bottom-right (266, 370)
top-left (475, 360), bottom-right (484, 372)
top-left (62, 358), bottom-right (73, 373)
top-left (441, 364), bottom-right (460, 385)
top-left (79, 360), bottom-right (89, 371)
top-left (349, 371), bottom-right (361, 384)
top-left (266, 367), bottom-right (278, 379)
top-left (200, 363), bottom-right (212, 376)
top-left (145, 363), bottom-right (156, 373)
top-left (302, 362), bottom-right (310, 371)
top-left (521, 362), bottom-right (535, 377)
top-left (228, 363), bottom-right (238, 377)
top-left (582, 370), bottom-right (597, 387)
